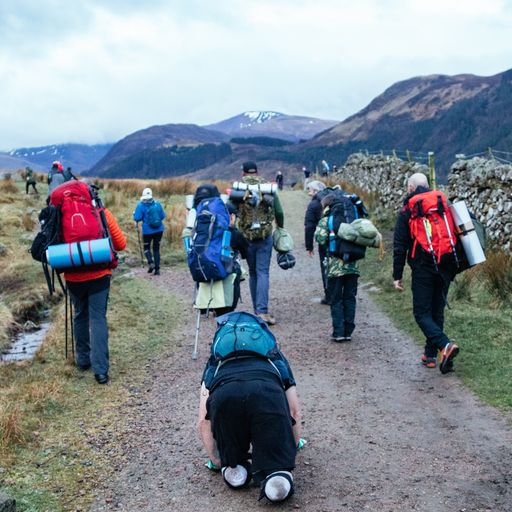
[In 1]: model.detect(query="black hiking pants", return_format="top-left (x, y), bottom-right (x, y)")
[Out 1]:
top-left (143, 231), bottom-right (163, 270)
top-left (328, 274), bottom-right (358, 338)
top-left (411, 267), bottom-right (452, 357)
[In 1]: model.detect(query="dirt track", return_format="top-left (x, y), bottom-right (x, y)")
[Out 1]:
top-left (91, 192), bottom-right (512, 512)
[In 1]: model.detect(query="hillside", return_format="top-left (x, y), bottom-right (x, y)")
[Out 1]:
top-left (7, 143), bottom-right (113, 173)
top-left (299, 69), bottom-right (512, 178)
top-left (87, 123), bottom-right (229, 178)
top-left (205, 111), bottom-right (339, 142)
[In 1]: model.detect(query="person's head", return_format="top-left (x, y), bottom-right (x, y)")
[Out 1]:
top-left (407, 173), bottom-right (429, 193)
top-left (141, 187), bottom-right (153, 201)
top-left (193, 183), bottom-right (220, 208)
top-left (242, 161), bottom-right (258, 175)
top-left (277, 170), bottom-right (282, 175)
top-left (52, 160), bottom-right (63, 171)
top-left (306, 180), bottom-right (326, 198)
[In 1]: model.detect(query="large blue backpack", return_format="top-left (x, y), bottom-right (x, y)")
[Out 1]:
top-left (188, 196), bottom-right (232, 282)
top-left (212, 311), bottom-right (278, 361)
top-left (146, 201), bottom-right (163, 229)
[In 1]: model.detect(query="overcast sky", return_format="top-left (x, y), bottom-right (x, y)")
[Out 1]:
top-left (1, 0), bottom-right (511, 149)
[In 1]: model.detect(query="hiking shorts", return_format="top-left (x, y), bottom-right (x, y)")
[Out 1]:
top-left (206, 377), bottom-right (296, 479)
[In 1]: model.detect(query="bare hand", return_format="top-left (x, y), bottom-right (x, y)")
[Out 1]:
top-left (394, 279), bottom-right (404, 291)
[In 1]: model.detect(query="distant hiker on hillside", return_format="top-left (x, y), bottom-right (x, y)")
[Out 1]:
top-left (228, 161), bottom-right (285, 325)
top-left (133, 187), bottom-right (166, 275)
top-left (320, 160), bottom-right (330, 177)
top-left (315, 193), bottom-right (361, 341)
top-left (47, 161), bottom-right (75, 194)
top-left (198, 311), bottom-right (302, 503)
top-left (303, 166), bottom-right (311, 190)
top-left (276, 170), bottom-right (284, 190)
top-left (304, 180), bottom-right (328, 303)
top-left (25, 166), bottom-right (38, 194)
top-left (393, 172), bottom-right (460, 373)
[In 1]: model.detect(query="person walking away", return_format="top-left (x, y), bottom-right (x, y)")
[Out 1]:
top-left (25, 167), bottom-right (38, 194)
top-left (393, 172), bottom-right (460, 373)
top-left (276, 170), bottom-right (284, 191)
top-left (48, 161), bottom-right (75, 194)
top-left (231, 161), bottom-right (285, 325)
top-left (315, 193), bottom-right (360, 341)
top-left (320, 160), bottom-right (330, 177)
top-left (302, 166), bottom-right (311, 190)
top-left (304, 180), bottom-right (329, 303)
top-left (198, 311), bottom-right (302, 502)
top-left (133, 187), bottom-right (166, 275)
top-left (56, 181), bottom-right (127, 385)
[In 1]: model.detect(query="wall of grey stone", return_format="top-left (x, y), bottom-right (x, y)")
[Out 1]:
top-left (333, 153), bottom-right (512, 252)
top-left (333, 152), bottom-right (430, 216)
top-left (447, 157), bottom-right (512, 252)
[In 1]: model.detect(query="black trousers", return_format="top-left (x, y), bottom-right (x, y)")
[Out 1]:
top-left (207, 378), bottom-right (296, 481)
top-left (143, 231), bottom-right (163, 269)
top-left (327, 274), bottom-right (358, 338)
top-left (411, 267), bottom-right (451, 357)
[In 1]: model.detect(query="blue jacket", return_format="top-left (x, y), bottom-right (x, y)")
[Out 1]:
top-left (133, 200), bottom-right (166, 235)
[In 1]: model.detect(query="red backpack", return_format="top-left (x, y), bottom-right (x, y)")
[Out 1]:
top-left (49, 181), bottom-right (117, 270)
top-left (407, 190), bottom-right (459, 270)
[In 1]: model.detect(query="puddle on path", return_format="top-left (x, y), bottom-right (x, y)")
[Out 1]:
top-left (0, 321), bottom-right (51, 362)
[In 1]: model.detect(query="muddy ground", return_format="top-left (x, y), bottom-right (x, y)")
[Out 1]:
top-left (91, 193), bottom-right (511, 512)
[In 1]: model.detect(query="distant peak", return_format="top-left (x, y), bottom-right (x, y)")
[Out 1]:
top-left (243, 111), bottom-right (283, 124)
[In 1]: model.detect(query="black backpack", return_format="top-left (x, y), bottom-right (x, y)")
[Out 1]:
top-left (30, 206), bottom-right (62, 262)
top-left (326, 193), bottom-right (368, 262)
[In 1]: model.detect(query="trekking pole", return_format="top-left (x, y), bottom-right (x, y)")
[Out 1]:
top-left (65, 287), bottom-right (69, 360)
top-left (70, 296), bottom-right (75, 359)
top-left (192, 308), bottom-right (201, 360)
top-left (136, 221), bottom-right (144, 267)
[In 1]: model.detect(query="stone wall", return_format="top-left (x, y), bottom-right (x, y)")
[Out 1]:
top-left (333, 153), bottom-right (512, 252)
top-left (447, 157), bottom-right (512, 252)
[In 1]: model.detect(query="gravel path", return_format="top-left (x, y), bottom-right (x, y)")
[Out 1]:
top-left (91, 192), bottom-right (511, 512)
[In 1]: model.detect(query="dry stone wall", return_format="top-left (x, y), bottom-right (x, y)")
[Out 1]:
top-left (333, 153), bottom-right (512, 252)
top-left (447, 157), bottom-right (512, 252)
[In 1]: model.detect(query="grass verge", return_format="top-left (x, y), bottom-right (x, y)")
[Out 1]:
top-left (0, 275), bottom-right (184, 511)
top-left (359, 235), bottom-right (512, 411)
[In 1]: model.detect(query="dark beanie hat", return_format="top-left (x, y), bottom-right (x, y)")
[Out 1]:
top-left (242, 161), bottom-right (258, 173)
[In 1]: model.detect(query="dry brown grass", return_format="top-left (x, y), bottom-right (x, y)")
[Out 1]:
top-left (480, 251), bottom-right (512, 304)
top-left (0, 403), bottom-right (26, 447)
top-left (0, 177), bottom-right (19, 194)
top-left (22, 211), bottom-right (35, 231)
top-left (165, 203), bottom-right (187, 244)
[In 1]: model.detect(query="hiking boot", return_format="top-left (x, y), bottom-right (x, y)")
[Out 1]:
top-left (77, 363), bottom-right (91, 371)
top-left (439, 342), bottom-right (459, 374)
top-left (258, 313), bottom-right (276, 325)
top-left (94, 373), bottom-right (109, 385)
top-left (421, 354), bottom-right (437, 368)
top-left (330, 335), bottom-right (346, 342)
top-left (320, 296), bottom-right (331, 305)
top-left (154, 268), bottom-right (160, 275)
top-left (147, 264), bottom-right (155, 274)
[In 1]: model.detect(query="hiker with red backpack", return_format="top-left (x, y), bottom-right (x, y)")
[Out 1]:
top-left (393, 173), bottom-right (460, 374)
top-left (33, 180), bottom-right (127, 384)
top-left (133, 188), bottom-right (166, 275)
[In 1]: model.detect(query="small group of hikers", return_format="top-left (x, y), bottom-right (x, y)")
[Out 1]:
top-left (30, 157), bottom-right (475, 503)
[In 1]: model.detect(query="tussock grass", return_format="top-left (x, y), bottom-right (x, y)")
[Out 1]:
top-left (0, 403), bottom-right (25, 448)
top-left (480, 251), bottom-right (512, 304)
top-left (0, 176), bottom-right (19, 194)
top-left (165, 203), bottom-right (187, 245)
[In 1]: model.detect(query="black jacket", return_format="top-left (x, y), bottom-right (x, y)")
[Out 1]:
top-left (393, 186), bottom-right (456, 280)
top-left (304, 194), bottom-right (323, 251)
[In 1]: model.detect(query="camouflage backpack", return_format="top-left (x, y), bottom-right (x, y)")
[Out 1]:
top-left (238, 176), bottom-right (275, 241)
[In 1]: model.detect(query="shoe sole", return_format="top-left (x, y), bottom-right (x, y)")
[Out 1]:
top-left (440, 346), bottom-right (459, 374)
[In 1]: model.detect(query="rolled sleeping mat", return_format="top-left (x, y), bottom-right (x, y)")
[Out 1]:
top-left (185, 194), bottom-right (194, 210)
top-left (185, 208), bottom-right (197, 229)
top-left (449, 201), bottom-right (486, 266)
top-left (231, 181), bottom-right (278, 195)
top-left (47, 238), bottom-right (113, 269)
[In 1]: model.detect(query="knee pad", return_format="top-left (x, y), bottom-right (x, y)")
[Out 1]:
top-left (259, 471), bottom-right (294, 502)
top-left (221, 464), bottom-right (250, 489)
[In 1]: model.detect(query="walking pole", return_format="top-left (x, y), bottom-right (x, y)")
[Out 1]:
top-left (70, 296), bottom-right (75, 359)
top-left (192, 308), bottom-right (201, 360)
top-left (65, 287), bottom-right (69, 359)
top-left (136, 221), bottom-right (144, 267)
